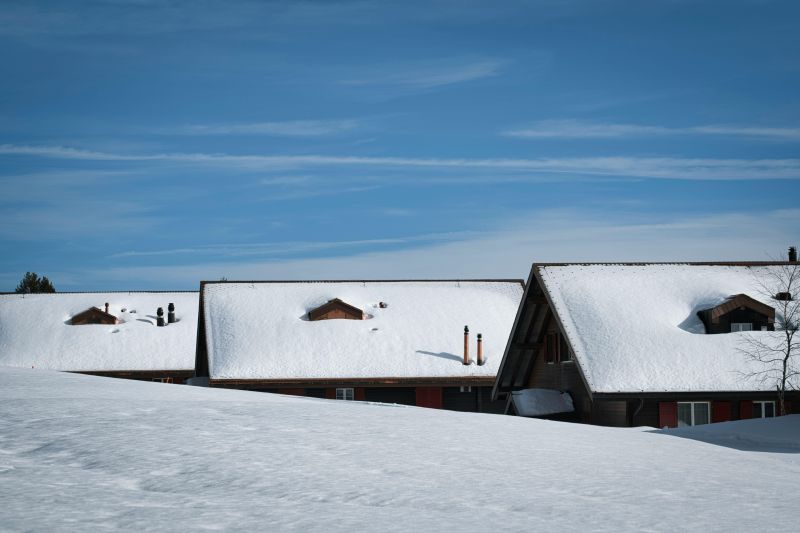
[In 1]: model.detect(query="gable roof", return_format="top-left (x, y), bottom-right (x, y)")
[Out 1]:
top-left (495, 262), bottom-right (797, 395)
top-left (0, 292), bottom-right (198, 371)
top-left (307, 298), bottom-right (364, 320)
top-left (198, 280), bottom-right (524, 381)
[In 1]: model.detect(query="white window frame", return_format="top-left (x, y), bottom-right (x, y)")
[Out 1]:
top-left (677, 401), bottom-right (710, 427)
top-left (753, 401), bottom-right (776, 418)
top-left (730, 323), bottom-right (753, 332)
top-left (335, 387), bottom-right (354, 401)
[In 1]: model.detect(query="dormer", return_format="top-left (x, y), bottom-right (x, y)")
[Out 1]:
top-left (70, 304), bottom-right (120, 325)
top-left (307, 298), bottom-right (365, 321)
top-left (697, 294), bottom-right (774, 334)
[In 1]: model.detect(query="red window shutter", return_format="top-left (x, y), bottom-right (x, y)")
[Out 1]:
top-left (415, 387), bottom-right (443, 409)
top-left (325, 388), bottom-right (336, 400)
top-left (711, 401), bottom-right (731, 423)
top-left (739, 400), bottom-right (753, 419)
top-left (658, 402), bottom-right (678, 428)
top-left (355, 388), bottom-right (366, 401)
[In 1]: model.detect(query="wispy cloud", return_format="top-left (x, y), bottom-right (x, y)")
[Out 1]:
top-left (165, 119), bottom-right (361, 137)
top-left (69, 208), bottom-right (800, 289)
top-left (2, 143), bottom-right (800, 180)
top-left (504, 119), bottom-right (800, 141)
top-left (340, 58), bottom-right (508, 90)
top-left (110, 231), bottom-right (482, 259)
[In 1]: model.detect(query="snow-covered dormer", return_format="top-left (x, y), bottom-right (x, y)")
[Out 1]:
top-left (307, 298), bottom-right (365, 321)
top-left (696, 294), bottom-right (775, 334)
top-left (70, 304), bottom-right (120, 325)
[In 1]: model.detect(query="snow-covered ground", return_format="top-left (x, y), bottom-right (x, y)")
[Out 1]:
top-left (1, 367), bottom-right (798, 532)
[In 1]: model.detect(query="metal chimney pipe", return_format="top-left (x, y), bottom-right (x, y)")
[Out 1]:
top-left (167, 302), bottom-right (176, 324)
top-left (157, 307), bottom-right (165, 327)
top-left (789, 246), bottom-right (798, 263)
top-left (477, 333), bottom-right (484, 366)
top-left (104, 302), bottom-right (109, 314)
top-left (463, 326), bottom-right (470, 365)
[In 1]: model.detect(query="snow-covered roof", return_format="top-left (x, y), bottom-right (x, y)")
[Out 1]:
top-left (538, 264), bottom-right (796, 393)
top-left (511, 388), bottom-right (574, 417)
top-left (0, 292), bottom-right (198, 371)
top-left (202, 280), bottom-right (524, 380)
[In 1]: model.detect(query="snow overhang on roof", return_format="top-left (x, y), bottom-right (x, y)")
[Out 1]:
top-left (201, 280), bottom-right (524, 381)
top-left (0, 292), bottom-right (199, 371)
top-left (536, 263), bottom-right (797, 394)
top-left (511, 388), bottom-right (574, 417)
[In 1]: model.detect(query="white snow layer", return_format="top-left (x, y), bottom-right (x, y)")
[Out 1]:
top-left (511, 388), bottom-right (574, 416)
top-left (1, 367), bottom-right (798, 532)
top-left (0, 293), bottom-right (198, 371)
top-left (538, 264), bottom-right (796, 393)
top-left (203, 281), bottom-right (523, 379)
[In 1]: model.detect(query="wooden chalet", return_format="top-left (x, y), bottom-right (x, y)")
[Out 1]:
top-left (493, 262), bottom-right (799, 427)
top-left (0, 291), bottom-right (198, 384)
top-left (194, 280), bottom-right (524, 412)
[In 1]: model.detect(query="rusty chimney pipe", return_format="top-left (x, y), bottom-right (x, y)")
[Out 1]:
top-left (790, 246), bottom-right (798, 263)
top-left (477, 333), bottom-right (484, 366)
top-left (157, 307), bottom-right (165, 327)
top-left (167, 302), bottom-right (176, 324)
top-left (104, 302), bottom-right (109, 314)
top-left (463, 325), bottom-right (470, 365)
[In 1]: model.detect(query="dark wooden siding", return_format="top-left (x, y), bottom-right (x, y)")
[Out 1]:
top-left (524, 315), bottom-right (592, 421)
top-left (591, 400), bottom-right (628, 427)
top-left (443, 387), bottom-right (478, 411)
top-left (630, 400), bottom-right (660, 427)
top-left (364, 387), bottom-right (417, 405)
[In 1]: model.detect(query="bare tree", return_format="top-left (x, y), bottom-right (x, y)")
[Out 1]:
top-left (741, 256), bottom-right (800, 415)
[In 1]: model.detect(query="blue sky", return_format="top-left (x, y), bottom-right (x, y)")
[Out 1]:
top-left (1, 0), bottom-right (798, 290)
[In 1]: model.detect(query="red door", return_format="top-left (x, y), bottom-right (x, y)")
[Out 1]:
top-left (415, 387), bottom-right (443, 409)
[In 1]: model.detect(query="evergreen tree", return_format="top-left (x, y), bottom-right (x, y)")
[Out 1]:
top-left (14, 272), bottom-right (56, 294)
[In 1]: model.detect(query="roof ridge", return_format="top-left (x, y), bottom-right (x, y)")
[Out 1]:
top-left (534, 262), bottom-right (797, 267)
top-left (200, 278), bottom-right (525, 285)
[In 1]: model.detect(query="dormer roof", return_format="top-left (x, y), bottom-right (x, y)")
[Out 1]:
top-left (701, 294), bottom-right (775, 325)
top-left (70, 306), bottom-right (120, 325)
top-left (307, 298), bottom-right (364, 321)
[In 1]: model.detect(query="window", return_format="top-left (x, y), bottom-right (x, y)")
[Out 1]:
top-left (559, 334), bottom-right (572, 363)
top-left (335, 388), bottom-right (354, 401)
top-left (545, 334), bottom-right (556, 364)
top-left (730, 323), bottom-right (753, 332)
top-left (677, 402), bottom-right (710, 427)
top-left (753, 401), bottom-right (775, 418)
top-left (151, 377), bottom-right (173, 383)
top-left (459, 385), bottom-right (472, 393)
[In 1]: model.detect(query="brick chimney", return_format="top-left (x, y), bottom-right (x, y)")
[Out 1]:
top-left (789, 246), bottom-right (798, 263)
top-left (463, 326), bottom-right (470, 365)
top-left (167, 303), bottom-right (176, 324)
top-left (157, 307), bottom-right (165, 327)
top-left (477, 333), bottom-right (485, 366)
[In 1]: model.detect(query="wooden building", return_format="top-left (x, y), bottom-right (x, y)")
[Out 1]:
top-left (492, 262), bottom-right (799, 427)
top-left (194, 280), bottom-right (524, 412)
top-left (0, 291), bottom-right (198, 384)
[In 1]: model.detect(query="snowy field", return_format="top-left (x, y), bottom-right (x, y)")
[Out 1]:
top-left (1, 367), bottom-right (798, 532)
